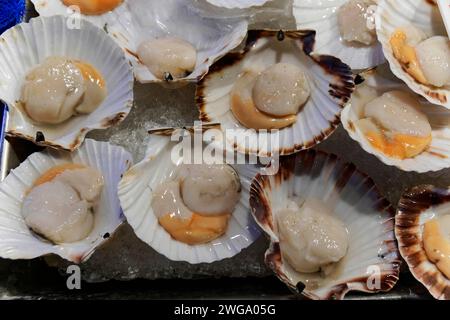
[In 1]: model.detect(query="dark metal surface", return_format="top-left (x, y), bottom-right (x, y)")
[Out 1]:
top-left (0, 255), bottom-right (432, 300)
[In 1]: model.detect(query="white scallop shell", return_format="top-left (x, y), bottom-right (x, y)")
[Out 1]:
top-left (396, 185), bottom-right (450, 300)
top-left (0, 139), bottom-right (133, 264)
top-left (104, 0), bottom-right (248, 84)
top-left (376, 0), bottom-right (449, 108)
top-left (196, 30), bottom-right (354, 157)
top-left (0, 15), bottom-right (134, 151)
top-left (118, 133), bottom-right (261, 264)
top-left (342, 65), bottom-right (450, 173)
top-left (205, 0), bottom-right (271, 9)
top-left (250, 150), bottom-right (401, 300)
top-left (293, 0), bottom-right (385, 70)
top-left (30, 0), bottom-right (125, 29)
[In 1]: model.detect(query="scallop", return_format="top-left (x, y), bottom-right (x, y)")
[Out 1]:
top-left (230, 62), bottom-right (311, 130)
top-left (0, 139), bottom-right (133, 263)
top-left (376, 0), bottom-right (450, 108)
top-left (20, 57), bottom-right (85, 125)
top-left (178, 164), bottom-right (241, 216)
top-left (250, 150), bottom-right (400, 299)
top-left (277, 199), bottom-right (349, 275)
top-left (196, 30), bottom-right (354, 157)
top-left (118, 133), bottom-right (260, 263)
top-left (0, 16), bottom-right (133, 151)
top-left (293, 0), bottom-right (384, 69)
top-left (20, 56), bottom-right (107, 125)
top-left (152, 181), bottom-right (231, 246)
top-left (137, 38), bottom-right (197, 80)
top-left (356, 90), bottom-right (433, 160)
top-left (252, 63), bottom-right (310, 117)
top-left (342, 66), bottom-right (450, 172)
top-left (389, 27), bottom-right (450, 88)
top-left (337, 0), bottom-right (377, 46)
top-left (363, 91), bottom-right (431, 137)
top-left (416, 36), bottom-right (450, 88)
top-left (151, 164), bottom-right (241, 245)
top-left (396, 185), bottom-right (450, 299)
top-left (101, 0), bottom-right (248, 84)
top-left (22, 166), bottom-right (103, 244)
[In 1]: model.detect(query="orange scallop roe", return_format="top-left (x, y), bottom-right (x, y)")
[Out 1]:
top-left (74, 61), bottom-right (105, 88)
top-left (231, 94), bottom-right (297, 130)
top-left (32, 163), bottom-right (86, 187)
top-left (158, 212), bottom-right (230, 245)
top-left (423, 218), bottom-right (450, 279)
top-left (390, 29), bottom-right (429, 85)
top-left (365, 131), bottom-right (432, 159)
top-left (62, 0), bottom-right (122, 15)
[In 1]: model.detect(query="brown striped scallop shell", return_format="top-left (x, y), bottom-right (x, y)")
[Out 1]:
top-left (375, 0), bottom-right (449, 109)
top-left (250, 150), bottom-right (401, 299)
top-left (396, 185), bottom-right (450, 300)
top-left (341, 65), bottom-right (450, 173)
top-left (196, 30), bottom-right (355, 157)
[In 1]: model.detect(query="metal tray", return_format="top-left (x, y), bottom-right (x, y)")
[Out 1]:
top-left (0, 0), bottom-right (442, 300)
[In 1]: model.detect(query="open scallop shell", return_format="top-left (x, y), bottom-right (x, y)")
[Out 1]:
top-left (196, 30), bottom-right (354, 157)
top-left (342, 65), bottom-right (450, 173)
top-left (105, 0), bottom-right (248, 84)
top-left (0, 15), bottom-right (134, 151)
top-left (205, 0), bottom-right (271, 9)
top-left (376, 0), bottom-right (449, 108)
top-left (293, 0), bottom-right (385, 70)
top-left (396, 185), bottom-right (450, 300)
top-left (118, 132), bottom-right (261, 264)
top-left (0, 139), bottom-right (133, 263)
top-left (250, 150), bottom-right (401, 300)
top-left (30, 0), bottom-right (125, 29)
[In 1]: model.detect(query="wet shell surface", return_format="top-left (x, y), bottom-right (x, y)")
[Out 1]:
top-left (105, 0), bottom-right (248, 84)
top-left (342, 65), bottom-right (450, 173)
top-left (0, 15), bottom-right (134, 151)
top-left (293, 0), bottom-right (385, 70)
top-left (0, 139), bottom-right (133, 264)
top-left (250, 150), bottom-right (401, 300)
top-left (30, 0), bottom-right (125, 29)
top-left (118, 133), bottom-right (261, 264)
top-left (205, 0), bottom-right (271, 9)
top-left (196, 30), bottom-right (354, 157)
top-left (376, 0), bottom-right (450, 108)
top-left (396, 185), bottom-right (450, 300)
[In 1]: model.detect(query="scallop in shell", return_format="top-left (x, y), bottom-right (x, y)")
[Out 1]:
top-left (341, 65), bottom-right (450, 173)
top-left (104, 0), bottom-right (248, 85)
top-left (250, 150), bottom-right (401, 300)
top-left (0, 139), bottom-right (133, 263)
top-left (293, 0), bottom-right (385, 69)
top-left (376, 0), bottom-right (450, 108)
top-left (396, 185), bottom-right (450, 300)
top-left (195, 30), bottom-right (354, 157)
top-left (118, 131), bottom-right (261, 264)
top-left (0, 16), bottom-right (133, 151)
